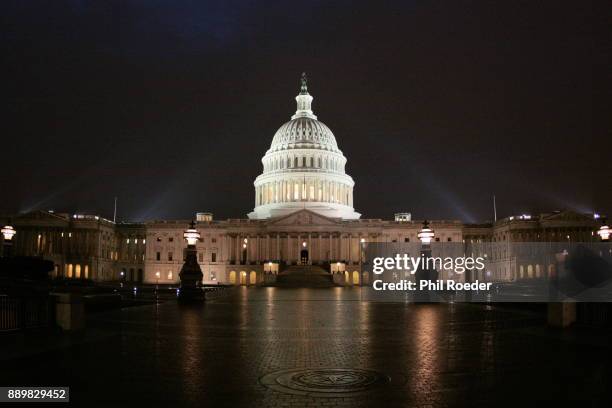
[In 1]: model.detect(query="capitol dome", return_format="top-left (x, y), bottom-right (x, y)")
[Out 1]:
top-left (248, 73), bottom-right (360, 220)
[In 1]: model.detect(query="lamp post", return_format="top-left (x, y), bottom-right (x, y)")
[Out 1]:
top-left (359, 237), bottom-right (365, 285)
top-left (1, 225), bottom-right (16, 258)
top-left (416, 220), bottom-right (437, 302)
top-left (178, 221), bottom-right (204, 302)
top-left (597, 219), bottom-right (610, 242)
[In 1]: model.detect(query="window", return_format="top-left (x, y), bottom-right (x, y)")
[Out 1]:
top-left (447, 237), bottom-right (452, 242)
top-left (156, 252), bottom-right (161, 261)
top-left (126, 238), bottom-right (130, 244)
top-left (168, 252), bottom-right (173, 261)
top-left (198, 253), bottom-right (204, 262)
top-left (211, 252), bottom-right (217, 262)
top-left (435, 238), bottom-right (440, 242)
top-left (392, 239), bottom-right (397, 243)
top-left (169, 237), bottom-right (174, 242)
top-left (167, 271), bottom-right (173, 280)
top-left (210, 271), bottom-right (216, 281)
top-left (212, 238), bottom-right (216, 243)
top-left (404, 238), bottom-right (410, 242)
top-left (156, 237), bottom-right (161, 242)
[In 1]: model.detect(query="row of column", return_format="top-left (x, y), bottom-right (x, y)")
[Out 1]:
top-left (255, 179), bottom-right (352, 206)
top-left (228, 233), bottom-right (366, 264)
top-left (263, 155), bottom-right (342, 173)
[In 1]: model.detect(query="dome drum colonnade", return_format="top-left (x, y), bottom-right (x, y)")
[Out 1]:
top-left (248, 73), bottom-right (360, 220)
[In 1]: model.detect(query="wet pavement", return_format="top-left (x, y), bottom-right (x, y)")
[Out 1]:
top-left (2, 287), bottom-right (612, 407)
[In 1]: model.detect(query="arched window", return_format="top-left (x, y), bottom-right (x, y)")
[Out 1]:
top-left (310, 157), bottom-right (314, 167)
top-left (294, 157), bottom-right (298, 167)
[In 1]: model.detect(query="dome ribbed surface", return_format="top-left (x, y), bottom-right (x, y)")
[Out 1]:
top-left (269, 117), bottom-right (340, 153)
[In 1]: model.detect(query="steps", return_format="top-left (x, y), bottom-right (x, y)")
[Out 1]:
top-left (275, 265), bottom-right (335, 287)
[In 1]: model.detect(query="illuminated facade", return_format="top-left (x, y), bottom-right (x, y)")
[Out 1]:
top-left (0, 76), bottom-right (603, 286)
top-left (248, 73), bottom-right (360, 220)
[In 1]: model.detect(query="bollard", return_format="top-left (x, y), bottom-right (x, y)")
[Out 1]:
top-left (51, 293), bottom-right (85, 331)
top-left (547, 302), bottom-right (576, 328)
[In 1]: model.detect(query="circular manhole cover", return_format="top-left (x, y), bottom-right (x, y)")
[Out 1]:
top-left (260, 368), bottom-right (391, 397)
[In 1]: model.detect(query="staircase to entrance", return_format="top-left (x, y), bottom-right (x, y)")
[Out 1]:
top-left (275, 264), bottom-right (335, 287)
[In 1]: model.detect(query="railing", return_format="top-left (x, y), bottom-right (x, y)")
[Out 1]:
top-left (0, 295), bottom-right (51, 333)
top-left (577, 303), bottom-right (612, 328)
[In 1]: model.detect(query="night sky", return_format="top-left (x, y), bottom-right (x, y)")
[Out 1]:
top-left (2, 1), bottom-right (610, 223)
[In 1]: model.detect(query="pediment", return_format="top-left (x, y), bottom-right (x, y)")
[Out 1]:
top-left (267, 209), bottom-right (340, 226)
top-left (15, 210), bottom-right (70, 226)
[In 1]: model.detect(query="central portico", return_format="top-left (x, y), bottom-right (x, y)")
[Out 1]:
top-left (248, 73), bottom-right (361, 220)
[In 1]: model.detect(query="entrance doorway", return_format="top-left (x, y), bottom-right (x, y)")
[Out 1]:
top-left (300, 249), bottom-right (309, 264)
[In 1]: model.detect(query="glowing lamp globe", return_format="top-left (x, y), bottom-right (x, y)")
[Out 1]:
top-left (598, 224), bottom-right (610, 241)
top-left (1, 225), bottom-right (16, 241)
top-left (183, 221), bottom-right (201, 246)
top-left (417, 221), bottom-right (435, 244)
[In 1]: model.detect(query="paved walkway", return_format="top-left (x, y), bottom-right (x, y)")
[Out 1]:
top-left (1, 287), bottom-right (611, 407)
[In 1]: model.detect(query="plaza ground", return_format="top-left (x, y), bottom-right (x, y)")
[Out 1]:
top-left (1, 287), bottom-right (611, 407)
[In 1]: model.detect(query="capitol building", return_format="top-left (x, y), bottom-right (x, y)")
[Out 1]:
top-left (1, 75), bottom-right (602, 286)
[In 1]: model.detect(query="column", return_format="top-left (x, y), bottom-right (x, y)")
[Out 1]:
top-left (308, 233), bottom-right (312, 264)
top-left (276, 233), bottom-right (280, 260)
top-left (348, 234), bottom-right (352, 263)
top-left (235, 235), bottom-right (240, 263)
top-left (296, 234), bottom-right (300, 263)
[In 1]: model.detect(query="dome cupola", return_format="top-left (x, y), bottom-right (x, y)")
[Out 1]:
top-left (248, 73), bottom-right (360, 220)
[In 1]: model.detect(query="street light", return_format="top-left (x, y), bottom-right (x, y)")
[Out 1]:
top-left (416, 221), bottom-right (436, 302)
top-left (178, 221), bottom-right (204, 302)
top-left (183, 222), bottom-right (201, 246)
top-left (1, 225), bottom-right (16, 241)
top-left (1, 225), bottom-right (16, 258)
top-left (598, 223), bottom-right (610, 241)
top-left (417, 220), bottom-right (435, 244)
